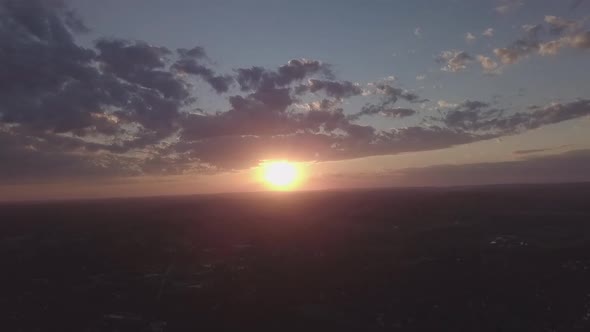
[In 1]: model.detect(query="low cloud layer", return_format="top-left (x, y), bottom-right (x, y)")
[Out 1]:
top-left (319, 149), bottom-right (590, 188)
top-left (392, 149), bottom-right (590, 186)
top-left (438, 99), bottom-right (590, 135)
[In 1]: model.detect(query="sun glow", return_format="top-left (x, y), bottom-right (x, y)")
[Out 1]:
top-left (260, 161), bottom-right (301, 190)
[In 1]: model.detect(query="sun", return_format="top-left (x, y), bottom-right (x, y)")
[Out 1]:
top-left (260, 161), bottom-right (301, 190)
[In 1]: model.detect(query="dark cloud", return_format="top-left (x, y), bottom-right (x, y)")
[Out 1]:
top-left (349, 105), bottom-right (417, 121)
top-left (374, 83), bottom-right (427, 104)
top-left (177, 46), bottom-right (207, 59)
top-left (438, 100), bottom-right (502, 130)
top-left (440, 99), bottom-right (590, 134)
top-left (347, 83), bottom-right (424, 120)
top-left (296, 79), bottom-right (362, 99)
top-left (0, 128), bottom-right (138, 184)
top-left (0, 1), bottom-right (189, 141)
top-left (235, 59), bottom-right (332, 92)
top-left (172, 49), bottom-right (233, 93)
top-left (171, 125), bottom-right (484, 171)
top-left (0, 0), bottom-right (96, 113)
top-left (513, 148), bottom-right (553, 155)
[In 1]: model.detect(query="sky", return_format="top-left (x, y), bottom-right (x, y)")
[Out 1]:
top-left (1, 0), bottom-right (590, 200)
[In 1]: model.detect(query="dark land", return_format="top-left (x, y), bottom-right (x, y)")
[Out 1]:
top-left (1, 183), bottom-right (590, 331)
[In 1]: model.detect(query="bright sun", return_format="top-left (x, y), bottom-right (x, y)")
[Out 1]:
top-left (260, 161), bottom-right (301, 190)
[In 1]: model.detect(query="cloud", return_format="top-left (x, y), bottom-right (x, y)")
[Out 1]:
top-left (563, 31), bottom-right (590, 49)
top-left (513, 145), bottom-right (572, 155)
top-left (538, 40), bottom-right (563, 55)
top-left (295, 79), bottom-right (363, 99)
top-left (544, 15), bottom-right (582, 35)
top-left (391, 149), bottom-right (590, 187)
top-left (538, 30), bottom-right (590, 56)
top-left (1, 0), bottom-right (589, 183)
top-left (172, 51), bottom-right (233, 93)
top-left (437, 50), bottom-right (474, 72)
top-left (0, 128), bottom-right (140, 184)
top-left (465, 32), bottom-right (477, 43)
top-left (235, 59), bottom-right (332, 92)
top-left (440, 99), bottom-right (590, 134)
top-left (414, 27), bottom-right (422, 37)
top-left (437, 100), bottom-right (459, 109)
top-left (349, 105), bottom-right (417, 121)
top-left (491, 16), bottom-right (588, 64)
top-left (177, 46), bottom-right (207, 59)
top-left (513, 148), bottom-right (553, 155)
top-left (321, 149), bottom-right (590, 188)
top-left (476, 55), bottom-right (500, 73)
top-left (482, 28), bottom-right (495, 37)
top-left (492, 25), bottom-right (543, 64)
top-left (495, 0), bottom-right (524, 14)
top-left (370, 83), bottom-right (428, 104)
top-left (416, 75), bottom-right (426, 81)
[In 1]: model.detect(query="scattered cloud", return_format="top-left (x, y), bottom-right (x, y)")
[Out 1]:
top-left (416, 75), bottom-right (426, 81)
top-left (482, 28), bottom-right (495, 37)
top-left (437, 50), bottom-right (474, 72)
top-left (538, 40), bottom-right (562, 55)
top-left (414, 27), bottom-right (423, 38)
top-left (477, 55), bottom-right (500, 74)
top-left (495, 0), bottom-right (525, 14)
top-left (490, 15), bottom-right (588, 65)
top-left (465, 32), bottom-right (477, 43)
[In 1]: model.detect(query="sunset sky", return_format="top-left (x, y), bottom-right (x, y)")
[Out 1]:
top-left (1, 0), bottom-right (590, 200)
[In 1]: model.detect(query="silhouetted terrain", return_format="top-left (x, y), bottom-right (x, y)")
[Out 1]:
top-left (1, 183), bottom-right (590, 331)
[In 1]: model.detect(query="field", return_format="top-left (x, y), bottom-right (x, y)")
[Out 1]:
top-left (1, 183), bottom-right (590, 331)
